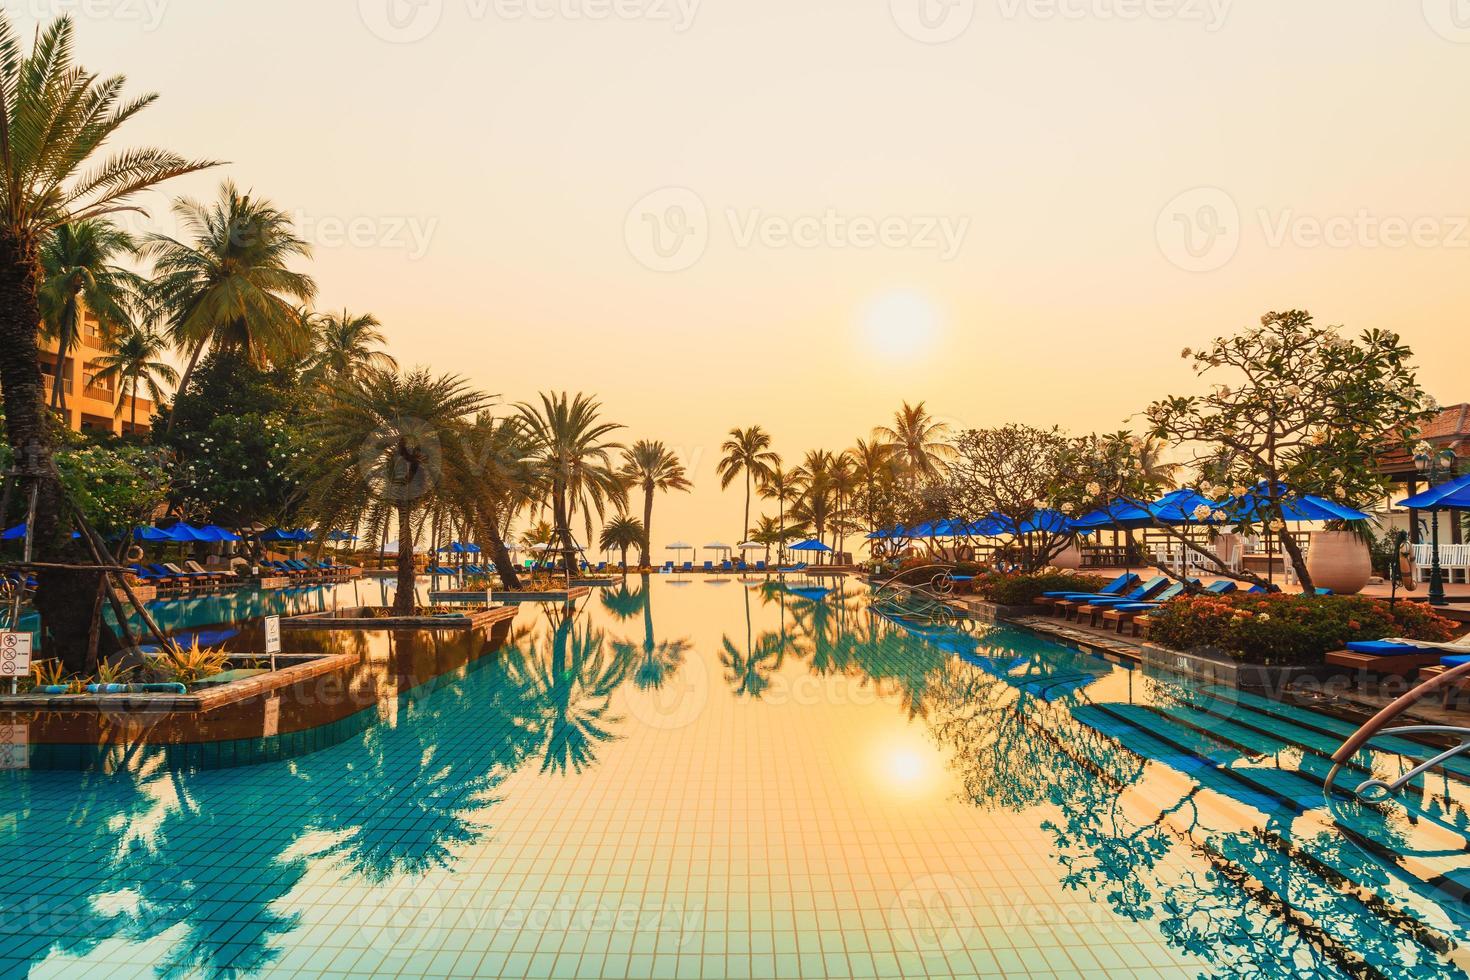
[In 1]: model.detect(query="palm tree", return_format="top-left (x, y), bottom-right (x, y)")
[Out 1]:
top-left (599, 516), bottom-right (646, 570)
top-left (1136, 434), bottom-right (1185, 491)
top-left (447, 412), bottom-right (537, 590)
top-left (88, 326), bottom-right (177, 435)
top-left (145, 181), bottom-right (317, 430)
top-left (520, 520), bottom-right (556, 551)
top-left (305, 369), bottom-right (492, 614)
top-left (516, 392), bottom-right (626, 575)
top-left (37, 219), bottom-right (143, 415)
top-left (0, 14), bottom-right (218, 672)
top-left (874, 401), bottom-right (955, 484)
top-left (757, 464), bottom-right (802, 564)
top-left (619, 440), bottom-right (691, 567)
top-left (306, 309), bottom-right (397, 383)
top-left (847, 437), bottom-right (896, 536)
top-left (717, 426), bottom-right (779, 543)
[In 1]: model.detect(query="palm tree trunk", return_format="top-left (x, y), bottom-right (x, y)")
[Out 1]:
top-left (481, 514), bottom-right (521, 591)
top-left (641, 480), bottom-right (654, 569)
top-left (0, 228), bottom-right (117, 673)
top-left (166, 337), bottom-right (207, 434)
top-left (129, 375), bottom-right (139, 435)
top-left (743, 472), bottom-right (752, 543)
top-left (394, 503), bottom-right (415, 614)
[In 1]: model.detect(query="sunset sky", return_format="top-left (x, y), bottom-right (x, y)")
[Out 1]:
top-left (30, 0), bottom-right (1470, 545)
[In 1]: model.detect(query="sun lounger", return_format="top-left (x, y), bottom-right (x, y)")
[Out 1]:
top-left (1037, 573), bottom-right (1138, 611)
top-left (1326, 635), bottom-right (1470, 677)
top-left (754, 561), bottom-right (767, 572)
top-left (1055, 576), bottom-right (1169, 620)
top-left (680, 562), bottom-right (693, 573)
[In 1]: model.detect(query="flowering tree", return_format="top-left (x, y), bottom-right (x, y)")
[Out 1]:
top-left (1144, 311), bottom-right (1431, 593)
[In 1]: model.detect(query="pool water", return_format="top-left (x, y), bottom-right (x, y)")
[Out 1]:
top-left (2, 575), bottom-right (1469, 978)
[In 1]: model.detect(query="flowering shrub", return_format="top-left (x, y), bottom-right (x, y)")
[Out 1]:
top-left (1148, 593), bottom-right (1460, 666)
top-left (973, 570), bottom-right (1107, 606)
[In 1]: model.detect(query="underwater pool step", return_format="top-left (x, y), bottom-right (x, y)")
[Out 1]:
top-left (1072, 703), bottom-right (1470, 973)
top-left (1097, 702), bottom-right (1470, 946)
top-left (1199, 684), bottom-right (1470, 786)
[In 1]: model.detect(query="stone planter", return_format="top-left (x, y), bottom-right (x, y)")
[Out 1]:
top-left (1305, 530), bottom-right (1371, 595)
top-left (1051, 542), bottom-right (1083, 570)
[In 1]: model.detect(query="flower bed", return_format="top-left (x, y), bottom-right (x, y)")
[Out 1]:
top-left (971, 570), bottom-right (1108, 606)
top-left (1147, 593), bottom-right (1460, 666)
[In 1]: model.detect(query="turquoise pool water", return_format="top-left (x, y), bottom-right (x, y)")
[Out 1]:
top-left (2, 575), bottom-right (1468, 978)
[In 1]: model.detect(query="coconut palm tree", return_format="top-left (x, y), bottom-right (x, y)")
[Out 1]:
top-left (717, 426), bottom-right (779, 543)
top-left (88, 326), bottom-right (178, 435)
top-left (847, 437), bottom-right (897, 536)
top-left (37, 219), bottom-right (143, 415)
top-left (757, 464), bottom-right (802, 564)
top-left (145, 181), bottom-right (316, 430)
top-left (446, 412), bottom-right (537, 590)
top-left (599, 516), bottom-right (646, 570)
top-left (619, 440), bottom-right (691, 567)
top-left (1136, 434), bottom-right (1185, 491)
top-left (0, 14), bottom-right (218, 671)
top-left (305, 368), bottom-right (492, 614)
top-left (874, 400), bottom-right (955, 483)
top-left (517, 393), bottom-right (626, 574)
top-left (305, 309), bottom-right (398, 383)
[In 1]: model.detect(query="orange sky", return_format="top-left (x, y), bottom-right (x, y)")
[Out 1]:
top-left (32, 1), bottom-right (1470, 546)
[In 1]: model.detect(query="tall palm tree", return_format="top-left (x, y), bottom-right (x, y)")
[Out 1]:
top-left (516, 392), bottom-right (626, 575)
top-left (37, 219), bottom-right (143, 415)
top-left (793, 450), bottom-right (837, 550)
top-left (306, 369), bottom-right (492, 614)
top-left (1136, 434), bottom-right (1185, 491)
top-left (874, 401), bottom-right (955, 483)
top-left (717, 425), bottom-right (779, 543)
top-left (598, 516), bottom-right (646, 570)
top-left (619, 440), bottom-right (691, 567)
top-left (306, 309), bottom-right (397, 383)
top-left (145, 181), bottom-right (316, 430)
top-left (757, 464), bottom-right (802, 564)
top-left (847, 437), bottom-right (896, 536)
top-left (0, 14), bottom-right (218, 673)
top-left (447, 412), bottom-right (537, 590)
top-left (88, 326), bottom-right (177, 435)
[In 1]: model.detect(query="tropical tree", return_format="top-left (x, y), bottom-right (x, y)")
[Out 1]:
top-left (619, 440), bottom-right (690, 567)
top-left (145, 181), bottom-right (317, 430)
top-left (0, 14), bottom-right (217, 671)
top-left (305, 369), bottom-right (492, 613)
top-left (447, 412), bottom-right (537, 590)
top-left (1136, 435), bottom-right (1184, 491)
top-left (717, 425), bottom-right (779, 543)
top-left (875, 400), bottom-right (955, 484)
top-left (847, 437), bottom-right (897, 538)
top-left (599, 515), bottom-right (646, 570)
top-left (37, 219), bottom-right (143, 414)
top-left (757, 464), bottom-right (802, 564)
top-left (516, 392), bottom-right (626, 574)
top-left (305, 309), bottom-right (397, 383)
top-left (88, 326), bottom-right (177, 435)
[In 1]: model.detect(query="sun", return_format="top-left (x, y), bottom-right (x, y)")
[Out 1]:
top-left (858, 290), bottom-right (942, 361)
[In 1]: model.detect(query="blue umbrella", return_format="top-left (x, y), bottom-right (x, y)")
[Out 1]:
top-left (1222, 483), bottom-right (1368, 523)
top-left (1, 524), bottom-right (25, 541)
top-left (788, 539), bottom-right (833, 553)
top-left (326, 530), bottom-right (358, 542)
top-left (439, 542), bottom-right (481, 554)
top-left (1398, 472), bottom-right (1470, 511)
top-left (193, 524), bottom-right (242, 542)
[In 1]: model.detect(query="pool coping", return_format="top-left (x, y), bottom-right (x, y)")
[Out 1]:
top-left (283, 605), bottom-right (518, 630)
top-left (0, 651), bottom-right (357, 714)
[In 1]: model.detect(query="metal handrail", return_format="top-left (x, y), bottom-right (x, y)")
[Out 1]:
top-left (1326, 659), bottom-right (1470, 801)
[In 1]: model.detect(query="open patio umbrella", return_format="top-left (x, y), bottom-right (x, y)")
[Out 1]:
top-left (1397, 472), bottom-right (1470, 511)
top-left (439, 542), bottom-right (481, 554)
top-left (788, 539), bottom-right (832, 553)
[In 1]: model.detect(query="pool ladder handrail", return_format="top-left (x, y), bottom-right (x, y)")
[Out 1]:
top-left (1327, 659), bottom-right (1470, 801)
top-left (870, 564), bottom-right (962, 621)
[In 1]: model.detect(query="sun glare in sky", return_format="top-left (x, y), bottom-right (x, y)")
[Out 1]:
top-left (859, 290), bottom-right (942, 362)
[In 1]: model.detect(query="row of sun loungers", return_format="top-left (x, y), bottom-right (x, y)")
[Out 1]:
top-left (1036, 573), bottom-right (1252, 636)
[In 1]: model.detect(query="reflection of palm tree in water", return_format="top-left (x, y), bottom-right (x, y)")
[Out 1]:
top-left (721, 581), bottom-right (784, 699)
top-left (509, 611), bottom-right (631, 774)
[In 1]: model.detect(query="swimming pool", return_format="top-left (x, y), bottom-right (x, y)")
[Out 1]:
top-left (2, 575), bottom-right (1467, 977)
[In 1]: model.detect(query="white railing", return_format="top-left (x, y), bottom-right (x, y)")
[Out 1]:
top-left (1411, 543), bottom-right (1470, 584)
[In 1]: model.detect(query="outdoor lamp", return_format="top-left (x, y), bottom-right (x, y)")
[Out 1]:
top-left (1414, 445), bottom-right (1458, 606)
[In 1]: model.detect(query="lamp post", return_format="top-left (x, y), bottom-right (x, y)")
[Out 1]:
top-left (1414, 445), bottom-right (1458, 606)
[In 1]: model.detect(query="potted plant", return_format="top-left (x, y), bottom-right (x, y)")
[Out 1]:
top-left (1305, 521), bottom-right (1374, 596)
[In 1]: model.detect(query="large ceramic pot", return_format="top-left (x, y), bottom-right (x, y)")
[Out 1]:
top-left (1052, 541), bottom-right (1083, 570)
top-left (1305, 530), bottom-right (1372, 595)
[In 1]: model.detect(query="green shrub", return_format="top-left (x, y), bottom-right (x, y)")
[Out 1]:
top-left (1148, 593), bottom-right (1460, 666)
top-left (973, 570), bottom-right (1106, 606)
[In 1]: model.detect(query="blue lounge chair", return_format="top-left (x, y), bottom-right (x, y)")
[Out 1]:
top-left (1041, 573), bottom-right (1137, 602)
top-left (754, 561), bottom-right (767, 572)
top-left (1328, 638), bottom-right (1452, 676)
top-left (702, 561), bottom-right (715, 573)
top-left (721, 560), bottom-right (733, 573)
top-left (680, 562), bottom-right (693, 573)
top-left (1054, 576), bottom-right (1169, 619)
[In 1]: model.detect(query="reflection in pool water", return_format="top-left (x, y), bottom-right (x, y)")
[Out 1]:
top-left (1, 575), bottom-right (1468, 977)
